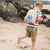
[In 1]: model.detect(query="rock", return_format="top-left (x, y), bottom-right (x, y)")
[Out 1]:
top-left (6, 0), bottom-right (30, 10)
top-left (42, 9), bottom-right (50, 14)
top-left (0, 1), bottom-right (30, 22)
top-left (7, 3), bottom-right (18, 14)
top-left (0, 2), bottom-right (7, 10)
top-left (39, 15), bottom-right (48, 24)
top-left (0, 2), bottom-right (19, 22)
top-left (0, 0), bottom-right (31, 23)
top-left (39, 15), bottom-right (50, 27)
top-left (42, 15), bottom-right (48, 24)
top-left (44, 19), bottom-right (50, 27)
top-left (43, 18), bottom-right (48, 23)
top-left (0, 0), bottom-right (50, 24)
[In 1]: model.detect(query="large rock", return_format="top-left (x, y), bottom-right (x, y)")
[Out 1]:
top-left (0, 2), bottom-right (7, 10)
top-left (42, 9), bottom-right (50, 14)
top-left (0, 2), bottom-right (20, 22)
top-left (0, 0), bottom-right (50, 24)
top-left (7, 3), bottom-right (18, 15)
top-left (0, 1), bottom-right (29, 22)
top-left (39, 15), bottom-right (48, 24)
top-left (6, 0), bottom-right (30, 10)
top-left (6, 0), bottom-right (30, 20)
top-left (45, 19), bottom-right (50, 27)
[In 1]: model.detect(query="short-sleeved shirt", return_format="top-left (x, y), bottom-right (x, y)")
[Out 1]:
top-left (26, 9), bottom-right (43, 29)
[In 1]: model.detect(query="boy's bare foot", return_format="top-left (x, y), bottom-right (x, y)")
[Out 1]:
top-left (18, 38), bottom-right (21, 44)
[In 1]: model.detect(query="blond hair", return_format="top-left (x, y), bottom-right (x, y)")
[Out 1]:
top-left (34, 2), bottom-right (43, 8)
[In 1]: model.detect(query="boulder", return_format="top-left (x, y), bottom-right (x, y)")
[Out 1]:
top-left (0, 0), bottom-right (50, 24)
top-left (7, 3), bottom-right (18, 15)
top-left (0, 2), bottom-right (19, 22)
top-left (0, 0), bottom-right (32, 22)
top-left (45, 19), bottom-right (50, 27)
top-left (42, 9), bottom-right (50, 14)
top-left (0, 2), bottom-right (7, 10)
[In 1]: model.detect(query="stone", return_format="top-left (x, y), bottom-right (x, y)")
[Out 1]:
top-left (7, 3), bottom-right (18, 14)
top-left (45, 19), bottom-right (50, 27)
top-left (42, 9), bottom-right (50, 14)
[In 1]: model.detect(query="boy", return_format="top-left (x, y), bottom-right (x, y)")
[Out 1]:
top-left (18, 2), bottom-right (43, 50)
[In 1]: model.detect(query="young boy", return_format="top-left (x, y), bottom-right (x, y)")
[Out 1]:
top-left (18, 2), bottom-right (43, 50)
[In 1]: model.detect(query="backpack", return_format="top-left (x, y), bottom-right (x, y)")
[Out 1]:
top-left (26, 9), bottom-right (37, 24)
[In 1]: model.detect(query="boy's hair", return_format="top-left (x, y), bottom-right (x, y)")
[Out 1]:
top-left (34, 2), bottom-right (43, 8)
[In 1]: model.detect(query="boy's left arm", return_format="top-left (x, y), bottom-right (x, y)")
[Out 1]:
top-left (38, 16), bottom-right (43, 21)
top-left (37, 11), bottom-right (43, 21)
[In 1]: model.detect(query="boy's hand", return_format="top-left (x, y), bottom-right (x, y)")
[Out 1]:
top-left (38, 16), bottom-right (43, 21)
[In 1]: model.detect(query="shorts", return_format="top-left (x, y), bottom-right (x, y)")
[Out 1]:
top-left (26, 27), bottom-right (37, 42)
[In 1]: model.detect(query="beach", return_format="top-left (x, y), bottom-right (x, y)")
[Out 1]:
top-left (0, 4), bottom-right (50, 50)
top-left (0, 16), bottom-right (50, 50)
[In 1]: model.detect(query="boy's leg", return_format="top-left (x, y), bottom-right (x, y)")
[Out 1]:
top-left (32, 42), bottom-right (35, 50)
top-left (18, 35), bottom-right (27, 44)
top-left (31, 29), bottom-right (37, 50)
top-left (18, 27), bottom-right (30, 44)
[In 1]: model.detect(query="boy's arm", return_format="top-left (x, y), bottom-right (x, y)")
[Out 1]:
top-left (37, 11), bottom-right (43, 21)
top-left (38, 16), bottom-right (43, 21)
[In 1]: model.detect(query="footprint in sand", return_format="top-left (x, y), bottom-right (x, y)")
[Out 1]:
top-left (0, 40), bottom-right (7, 43)
top-left (17, 41), bottom-right (31, 49)
top-left (41, 48), bottom-right (50, 50)
top-left (9, 40), bottom-right (13, 42)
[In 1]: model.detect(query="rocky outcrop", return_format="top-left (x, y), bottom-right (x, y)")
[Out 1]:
top-left (45, 19), bottom-right (50, 27)
top-left (0, 0), bottom-right (30, 22)
top-left (0, 2), bottom-right (19, 22)
top-left (42, 9), bottom-right (50, 14)
top-left (0, 0), bottom-right (50, 23)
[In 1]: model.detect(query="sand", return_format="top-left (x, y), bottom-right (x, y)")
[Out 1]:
top-left (0, 20), bottom-right (50, 50)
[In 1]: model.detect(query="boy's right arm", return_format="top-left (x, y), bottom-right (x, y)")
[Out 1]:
top-left (37, 11), bottom-right (43, 21)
